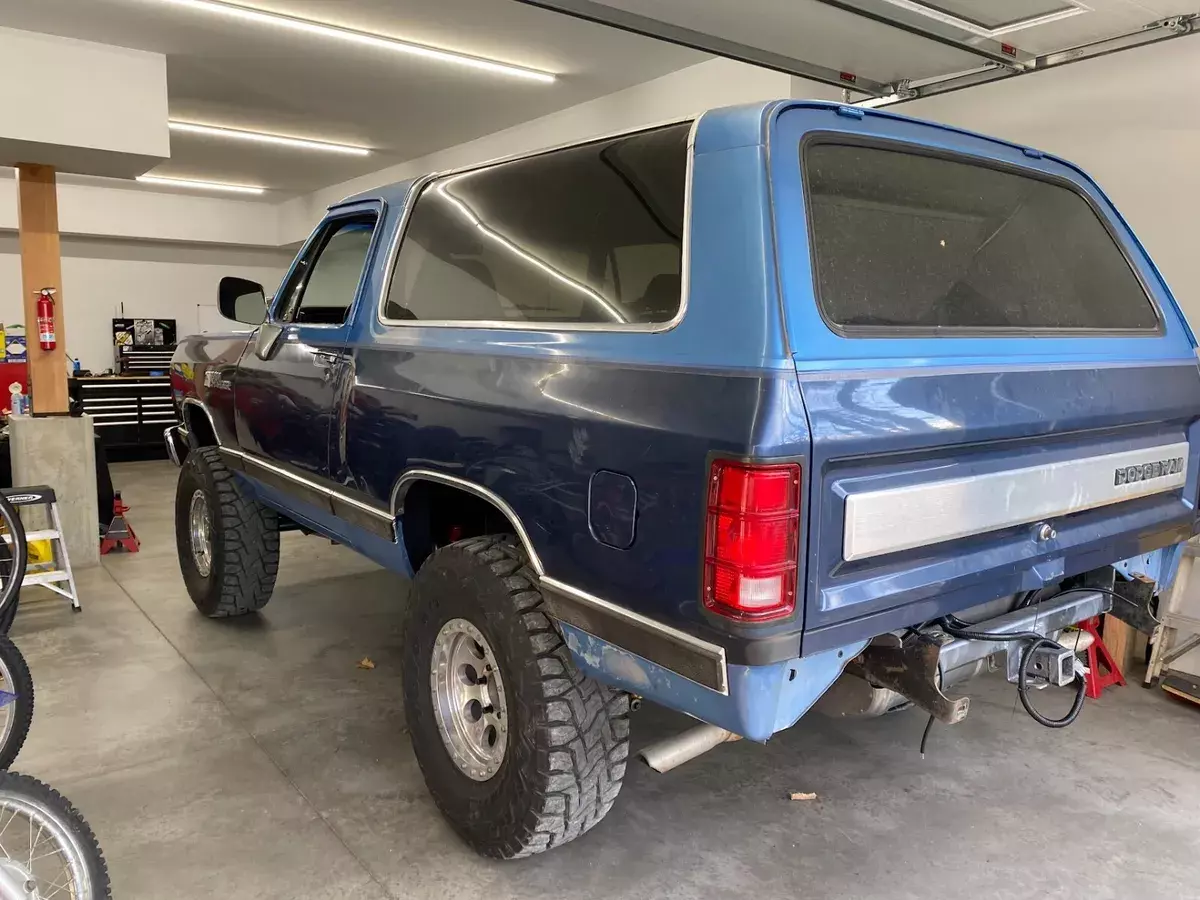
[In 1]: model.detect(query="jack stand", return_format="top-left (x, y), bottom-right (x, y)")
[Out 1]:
top-left (100, 491), bottom-right (139, 555)
top-left (1079, 617), bottom-right (1126, 699)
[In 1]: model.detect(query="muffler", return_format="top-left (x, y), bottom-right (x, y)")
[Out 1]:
top-left (638, 724), bottom-right (740, 773)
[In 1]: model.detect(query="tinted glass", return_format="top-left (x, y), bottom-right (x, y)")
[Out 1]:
top-left (278, 216), bottom-right (376, 325)
top-left (385, 123), bottom-right (689, 325)
top-left (804, 143), bottom-right (1158, 332)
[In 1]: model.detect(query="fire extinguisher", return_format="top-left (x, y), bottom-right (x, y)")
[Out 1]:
top-left (35, 287), bottom-right (56, 351)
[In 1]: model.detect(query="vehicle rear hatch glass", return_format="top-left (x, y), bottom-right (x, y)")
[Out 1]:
top-left (805, 141), bottom-right (1160, 334)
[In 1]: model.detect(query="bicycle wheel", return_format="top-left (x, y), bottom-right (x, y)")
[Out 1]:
top-left (0, 637), bottom-right (33, 770)
top-left (0, 494), bottom-right (26, 623)
top-left (0, 771), bottom-right (110, 899)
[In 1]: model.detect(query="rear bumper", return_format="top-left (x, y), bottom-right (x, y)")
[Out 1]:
top-left (553, 582), bottom-right (1110, 741)
top-left (818, 589), bottom-right (1111, 722)
top-left (164, 425), bottom-right (187, 467)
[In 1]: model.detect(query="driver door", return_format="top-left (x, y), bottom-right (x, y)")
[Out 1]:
top-left (234, 203), bottom-right (381, 500)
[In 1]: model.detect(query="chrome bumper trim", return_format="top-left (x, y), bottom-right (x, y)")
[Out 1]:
top-left (541, 575), bottom-right (729, 694)
top-left (164, 426), bottom-right (186, 467)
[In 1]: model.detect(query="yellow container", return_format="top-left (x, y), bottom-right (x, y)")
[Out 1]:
top-left (27, 539), bottom-right (53, 567)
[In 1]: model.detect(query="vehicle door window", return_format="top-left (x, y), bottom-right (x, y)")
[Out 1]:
top-left (276, 215), bottom-right (378, 326)
top-left (383, 123), bottom-right (689, 326)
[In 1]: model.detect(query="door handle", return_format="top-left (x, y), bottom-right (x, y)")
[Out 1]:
top-left (312, 349), bottom-right (341, 368)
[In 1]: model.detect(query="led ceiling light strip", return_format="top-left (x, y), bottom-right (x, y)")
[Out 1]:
top-left (169, 121), bottom-right (370, 156)
top-left (137, 175), bottom-right (265, 194)
top-left (157, 0), bottom-right (557, 82)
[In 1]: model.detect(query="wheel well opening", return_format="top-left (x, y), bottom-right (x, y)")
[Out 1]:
top-left (399, 481), bottom-right (517, 570)
top-left (185, 406), bottom-right (218, 448)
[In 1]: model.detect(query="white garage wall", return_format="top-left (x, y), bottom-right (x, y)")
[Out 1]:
top-left (0, 170), bottom-right (283, 247)
top-left (279, 57), bottom-right (842, 244)
top-left (902, 36), bottom-right (1200, 326)
top-left (0, 234), bottom-right (292, 372)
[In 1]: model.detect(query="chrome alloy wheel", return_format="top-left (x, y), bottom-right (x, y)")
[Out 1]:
top-left (188, 489), bottom-right (213, 578)
top-left (430, 618), bottom-right (509, 781)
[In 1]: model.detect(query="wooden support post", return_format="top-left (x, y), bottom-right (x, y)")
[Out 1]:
top-left (15, 164), bottom-right (69, 415)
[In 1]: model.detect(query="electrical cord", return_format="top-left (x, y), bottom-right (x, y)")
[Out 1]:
top-left (938, 614), bottom-right (1086, 728)
top-left (1017, 636), bottom-right (1087, 727)
top-left (916, 584), bottom-right (1143, 746)
top-left (937, 586), bottom-right (1119, 730)
top-left (919, 713), bottom-right (935, 757)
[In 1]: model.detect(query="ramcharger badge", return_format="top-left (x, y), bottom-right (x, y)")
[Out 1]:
top-left (1114, 457), bottom-right (1184, 486)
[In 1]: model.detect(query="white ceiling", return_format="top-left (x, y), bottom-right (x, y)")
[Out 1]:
top-left (3, 0), bottom-right (1195, 200)
top-left (0, 0), bottom-right (706, 197)
top-left (586, 0), bottom-right (1198, 77)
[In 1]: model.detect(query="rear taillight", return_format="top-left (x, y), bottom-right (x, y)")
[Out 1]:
top-left (703, 460), bottom-right (801, 622)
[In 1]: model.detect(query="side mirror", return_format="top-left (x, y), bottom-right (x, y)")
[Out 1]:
top-left (218, 276), bottom-right (267, 326)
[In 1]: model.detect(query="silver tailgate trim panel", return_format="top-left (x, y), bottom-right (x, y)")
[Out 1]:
top-left (844, 441), bottom-right (1189, 561)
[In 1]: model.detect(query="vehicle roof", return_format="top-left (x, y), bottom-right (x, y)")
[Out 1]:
top-left (331, 99), bottom-right (1056, 212)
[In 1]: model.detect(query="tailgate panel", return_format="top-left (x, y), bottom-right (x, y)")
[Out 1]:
top-left (843, 439), bottom-right (1188, 561)
top-left (798, 361), bottom-right (1200, 653)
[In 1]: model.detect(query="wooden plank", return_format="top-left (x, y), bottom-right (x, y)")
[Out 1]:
top-left (1103, 613), bottom-right (1136, 674)
top-left (15, 164), bottom-right (69, 415)
top-left (1161, 673), bottom-right (1200, 708)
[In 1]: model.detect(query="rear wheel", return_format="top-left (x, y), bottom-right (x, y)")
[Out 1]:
top-left (403, 535), bottom-right (630, 858)
top-left (175, 447), bottom-right (279, 617)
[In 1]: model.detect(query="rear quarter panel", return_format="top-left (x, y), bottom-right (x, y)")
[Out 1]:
top-left (336, 133), bottom-right (808, 649)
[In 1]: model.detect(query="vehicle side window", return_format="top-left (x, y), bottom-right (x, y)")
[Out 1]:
top-left (276, 215), bottom-right (377, 326)
top-left (383, 123), bottom-right (689, 326)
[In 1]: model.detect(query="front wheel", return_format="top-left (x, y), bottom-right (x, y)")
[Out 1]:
top-left (403, 535), bottom-right (630, 858)
top-left (0, 771), bottom-right (110, 899)
top-left (175, 447), bottom-right (279, 617)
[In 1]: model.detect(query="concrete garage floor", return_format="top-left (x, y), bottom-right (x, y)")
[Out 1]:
top-left (9, 460), bottom-right (1199, 898)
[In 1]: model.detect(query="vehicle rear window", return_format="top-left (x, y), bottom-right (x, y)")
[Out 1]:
top-left (384, 122), bottom-right (689, 326)
top-left (803, 142), bottom-right (1159, 333)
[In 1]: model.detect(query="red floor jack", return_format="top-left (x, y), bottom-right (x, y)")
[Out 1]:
top-left (100, 491), bottom-right (139, 554)
top-left (1078, 616), bottom-right (1126, 699)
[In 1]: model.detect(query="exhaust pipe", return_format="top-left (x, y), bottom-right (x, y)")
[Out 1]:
top-left (638, 724), bottom-right (740, 773)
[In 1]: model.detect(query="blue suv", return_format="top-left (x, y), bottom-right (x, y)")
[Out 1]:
top-left (168, 100), bottom-right (1199, 858)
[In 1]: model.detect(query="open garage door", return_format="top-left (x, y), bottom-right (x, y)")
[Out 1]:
top-left (514, 0), bottom-right (1198, 104)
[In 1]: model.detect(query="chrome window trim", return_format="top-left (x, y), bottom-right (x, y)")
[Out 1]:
top-left (391, 468), bottom-right (545, 576)
top-left (540, 575), bottom-right (729, 695)
top-left (374, 117), bottom-right (699, 335)
top-left (268, 201), bottom-right (387, 330)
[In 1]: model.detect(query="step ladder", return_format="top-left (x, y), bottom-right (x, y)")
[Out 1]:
top-left (1, 486), bottom-right (80, 612)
